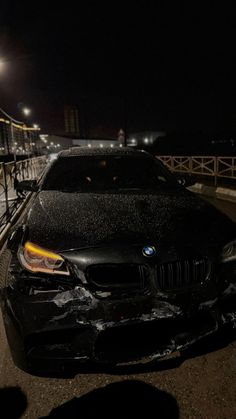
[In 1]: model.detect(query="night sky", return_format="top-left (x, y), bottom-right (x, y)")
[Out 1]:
top-left (1, 2), bottom-right (236, 137)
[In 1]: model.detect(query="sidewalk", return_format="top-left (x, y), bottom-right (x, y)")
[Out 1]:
top-left (188, 183), bottom-right (236, 203)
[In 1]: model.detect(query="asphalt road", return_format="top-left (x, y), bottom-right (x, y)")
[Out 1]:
top-left (0, 196), bottom-right (236, 419)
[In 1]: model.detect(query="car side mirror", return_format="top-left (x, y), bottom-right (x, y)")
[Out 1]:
top-left (16, 179), bottom-right (39, 193)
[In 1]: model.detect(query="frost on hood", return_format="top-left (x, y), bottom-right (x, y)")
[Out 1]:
top-left (26, 188), bottom-right (235, 252)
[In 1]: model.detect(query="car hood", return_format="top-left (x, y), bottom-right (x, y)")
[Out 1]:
top-left (25, 190), bottom-right (236, 252)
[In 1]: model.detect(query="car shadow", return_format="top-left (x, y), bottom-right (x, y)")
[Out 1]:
top-left (0, 386), bottom-right (27, 418)
top-left (39, 380), bottom-right (179, 419)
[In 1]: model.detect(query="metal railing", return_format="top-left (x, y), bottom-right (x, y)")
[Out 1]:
top-left (157, 156), bottom-right (236, 186)
top-left (0, 156), bottom-right (47, 234)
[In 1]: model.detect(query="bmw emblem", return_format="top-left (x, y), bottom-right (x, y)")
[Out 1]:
top-left (142, 246), bottom-right (156, 257)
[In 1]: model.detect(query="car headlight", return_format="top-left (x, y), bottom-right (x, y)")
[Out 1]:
top-left (18, 241), bottom-right (70, 276)
top-left (221, 240), bottom-right (236, 263)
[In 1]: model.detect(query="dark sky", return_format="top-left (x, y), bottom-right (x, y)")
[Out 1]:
top-left (1, 2), bottom-right (236, 136)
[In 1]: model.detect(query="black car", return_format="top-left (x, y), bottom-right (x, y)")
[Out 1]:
top-left (1, 147), bottom-right (236, 376)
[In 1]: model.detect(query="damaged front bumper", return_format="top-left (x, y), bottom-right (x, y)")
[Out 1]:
top-left (2, 278), bottom-right (236, 375)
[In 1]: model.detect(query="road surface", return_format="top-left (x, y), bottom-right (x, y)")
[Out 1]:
top-left (0, 196), bottom-right (236, 419)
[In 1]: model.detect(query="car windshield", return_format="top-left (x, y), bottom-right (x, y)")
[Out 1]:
top-left (42, 155), bottom-right (179, 192)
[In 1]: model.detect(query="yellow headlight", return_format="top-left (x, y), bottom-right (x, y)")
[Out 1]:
top-left (24, 242), bottom-right (63, 261)
top-left (18, 241), bottom-right (69, 276)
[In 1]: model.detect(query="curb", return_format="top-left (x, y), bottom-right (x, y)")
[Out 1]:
top-left (189, 183), bottom-right (236, 203)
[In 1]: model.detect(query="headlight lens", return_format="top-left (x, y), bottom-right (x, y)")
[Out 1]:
top-left (221, 240), bottom-right (236, 263)
top-left (18, 241), bottom-right (69, 276)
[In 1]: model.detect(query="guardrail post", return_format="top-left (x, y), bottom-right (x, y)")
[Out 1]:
top-left (214, 157), bottom-right (218, 187)
top-left (189, 156), bottom-right (193, 174)
top-left (2, 163), bottom-right (9, 218)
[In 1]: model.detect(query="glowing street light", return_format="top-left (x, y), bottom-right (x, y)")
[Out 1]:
top-left (33, 124), bottom-right (39, 129)
top-left (0, 59), bottom-right (6, 74)
top-left (22, 107), bottom-right (31, 116)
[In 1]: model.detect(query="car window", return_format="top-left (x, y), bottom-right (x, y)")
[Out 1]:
top-left (41, 155), bottom-right (179, 192)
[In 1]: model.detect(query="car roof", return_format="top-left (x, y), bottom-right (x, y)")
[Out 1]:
top-left (58, 146), bottom-right (151, 158)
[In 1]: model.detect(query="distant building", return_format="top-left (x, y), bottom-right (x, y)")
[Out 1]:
top-left (72, 138), bottom-right (118, 148)
top-left (117, 128), bottom-right (125, 145)
top-left (40, 134), bottom-right (72, 153)
top-left (40, 135), bottom-right (119, 153)
top-left (127, 131), bottom-right (166, 147)
top-left (64, 106), bottom-right (80, 136)
top-left (0, 109), bottom-right (40, 155)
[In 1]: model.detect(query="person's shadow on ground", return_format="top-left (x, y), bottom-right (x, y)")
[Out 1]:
top-left (0, 386), bottom-right (27, 418)
top-left (40, 379), bottom-right (179, 419)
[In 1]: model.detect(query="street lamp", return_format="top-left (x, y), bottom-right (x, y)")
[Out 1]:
top-left (0, 60), bottom-right (4, 73)
top-left (21, 107), bottom-right (33, 156)
top-left (0, 59), bottom-right (6, 75)
top-left (22, 107), bottom-right (31, 116)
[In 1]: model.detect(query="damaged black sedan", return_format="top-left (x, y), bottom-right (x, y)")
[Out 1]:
top-left (1, 147), bottom-right (236, 375)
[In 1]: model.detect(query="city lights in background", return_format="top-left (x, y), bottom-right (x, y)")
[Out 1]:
top-left (0, 59), bottom-right (43, 155)
top-left (130, 138), bottom-right (137, 146)
top-left (45, 140), bottom-right (61, 150)
top-left (128, 136), bottom-right (155, 146)
top-left (40, 134), bottom-right (48, 143)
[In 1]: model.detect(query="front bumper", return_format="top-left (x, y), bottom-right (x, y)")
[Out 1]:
top-left (2, 279), bottom-right (236, 375)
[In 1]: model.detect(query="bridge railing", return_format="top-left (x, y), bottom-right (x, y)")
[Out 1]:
top-left (0, 156), bottom-right (47, 234)
top-left (157, 156), bottom-right (236, 186)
